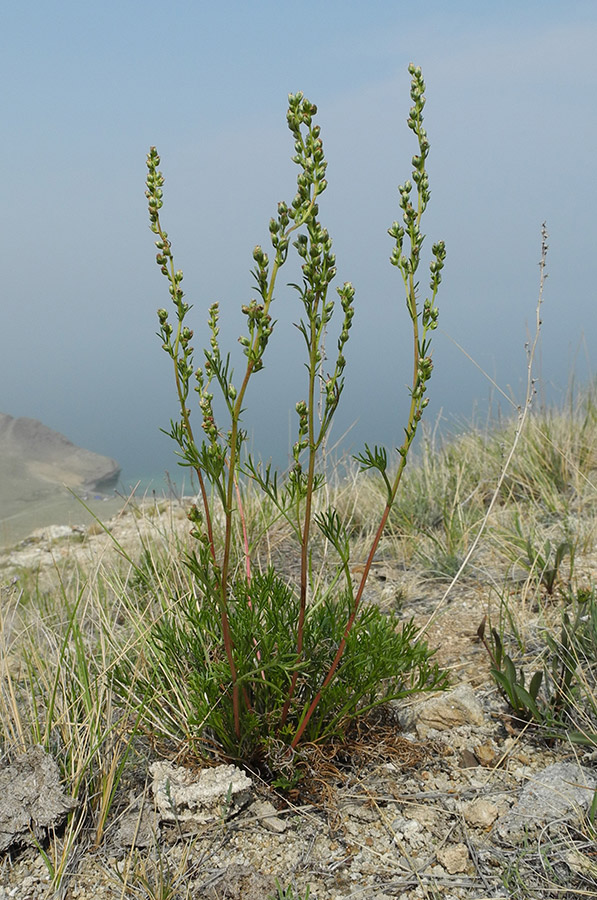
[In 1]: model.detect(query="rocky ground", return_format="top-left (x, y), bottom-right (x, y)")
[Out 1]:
top-left (0, 501), bottom-right (596, 899)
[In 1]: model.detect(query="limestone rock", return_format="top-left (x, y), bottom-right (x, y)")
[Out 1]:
top-left (27, 524), bottom-right (82, 542)
top-left (118, 800), bottom-right (159, 848)
top-left (494, 762), bottom-right (597, 845)
top-left (405, 683), bottom-right (485, 738)
top-left (249, 799), bottom-right (287, 833)
top-left (0, 746), bottom-right (76, 852)
top-left (150, 762), bottom-right (252, 829)
top-left (462, 798), bottom-right (499, 829)
top-left (437, 843), bottom-right (470, 874)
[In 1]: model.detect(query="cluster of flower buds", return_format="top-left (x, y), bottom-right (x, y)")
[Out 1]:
top-left (240, 299), bottom-right (266, 322)
top-left (311, 281), bottom-right (355, 422)
top-left (410, 354), bottom-right (434, 408)
top-left (413, 400), bottom-right (429, 423)
top-left (399, 180), bottom-right (414, 220)
top-left (286, 93), bottom-right (328, 223)
top-left (269, 211), bottom-right (290, 262)
top-left (324, 377), bottom-right (340, 407)
top-left (388, 183), bottom-right (423, 281)
top-left (388, 221), bottom-right (406, 268)
top-left (277, 201), bottom-right (290, 231)
top-left (251, 245), bottom-right (269, 299)
top-left (207, 440), bottom-right (227, 474)
top-left (187, 504), bottom-right (203, 526)
top-left (291, 400), bottom-right (310, 464)
top-left (337, 282), bottom-right (355, 357)
top-left (422, 298), bottom-right (439, 330)
top-left (239, 295), bottom-right (274, 372)
top-left (429, 241), bottom-right (446, 294)
top-left (418, 355), bottom-right (434, 382)
top-left (199, 391), bottom-right (218, 441)
top-left (387, 62), bottom-right (445, 384)
top-left (286, 98), bottom-right (356, 463)
top-left (157, 307), bottom-right (174, 350)
top-left (154, 240), bottom-right (172, 276)
top-left (287, 91), bottom-right (318, 129)
top-left (180, 325), bottom-right (193, 351)
top-left (167, 268), bottom-right (184, 303)
top-left (295, 399), bottom-right (308, 439)
top-left (295, 224), bottom-right (336, 290)
top-left (187, 503), bottom-right (211, 544)
top-left (176, 356), bottom-right (194, 385)
top-left (406, 65), bottom-right (430, 208)
top-left (148, 150), bottom-right (189, 327)
top-left (207, 303), bottom-right (220, 357)
top-left (145, 147), bottom-right (164, 233)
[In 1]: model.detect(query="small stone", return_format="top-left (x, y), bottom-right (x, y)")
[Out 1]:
top-left (459, 749), bottom-right (479, 768)
top-left (118, 801), bottom-right (159, 847)
top-left (463, 798), bottom-right (499, 829)
top-left (28, 524), bottom-right (77, 542)
top-left (404, 806), bottom-right (439, 829)
top-left (436, 843), bottom-right (470, 874)
top-left (0, 746), bottom-right (77, 851)
top-left (250, 800), bottom-right (287, 833)
top-left (150, 762), bottom-right (252, 829)
top-left (474, 742), bottom-right (497, 767)
top-left (429, 863), bottom-right (447, 877)
top-left (408, 684), bottom-right (485, 738)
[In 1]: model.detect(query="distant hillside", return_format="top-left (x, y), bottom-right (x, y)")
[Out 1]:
top-left (0, 413), bottom-right (120, 516)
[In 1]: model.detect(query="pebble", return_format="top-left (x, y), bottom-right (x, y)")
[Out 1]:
top-left (437, 843), bottom-right (470, 874)
top-left (250, 800), bottom-right (287, 834)
top-left (462, 798), bottom-right (499, 829)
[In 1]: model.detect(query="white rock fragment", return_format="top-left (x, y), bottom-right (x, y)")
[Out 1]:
top-left (437, 843), bottom-right (470, 874)
top-left (28, 525), bottom-right (79, 542)
top-left (462, 798), bottom-right (499, 829)
top-left (0, 746), bottom-right (77, 851)
top-left (250, 799), bottom-right (287, 833)
top-left (405, 683), bottom-right (485, 738)
top-left (150, 762), bottom-right (252, 828)
top-left (494, 762), bottom-right (597, 845)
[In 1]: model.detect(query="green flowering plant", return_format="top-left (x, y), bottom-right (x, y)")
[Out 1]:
top-left (131, 64), bottom-right (447, 766)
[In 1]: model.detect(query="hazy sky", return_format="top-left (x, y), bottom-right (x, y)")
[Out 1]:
top-left (2, 1), bottom-right (596, 487)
